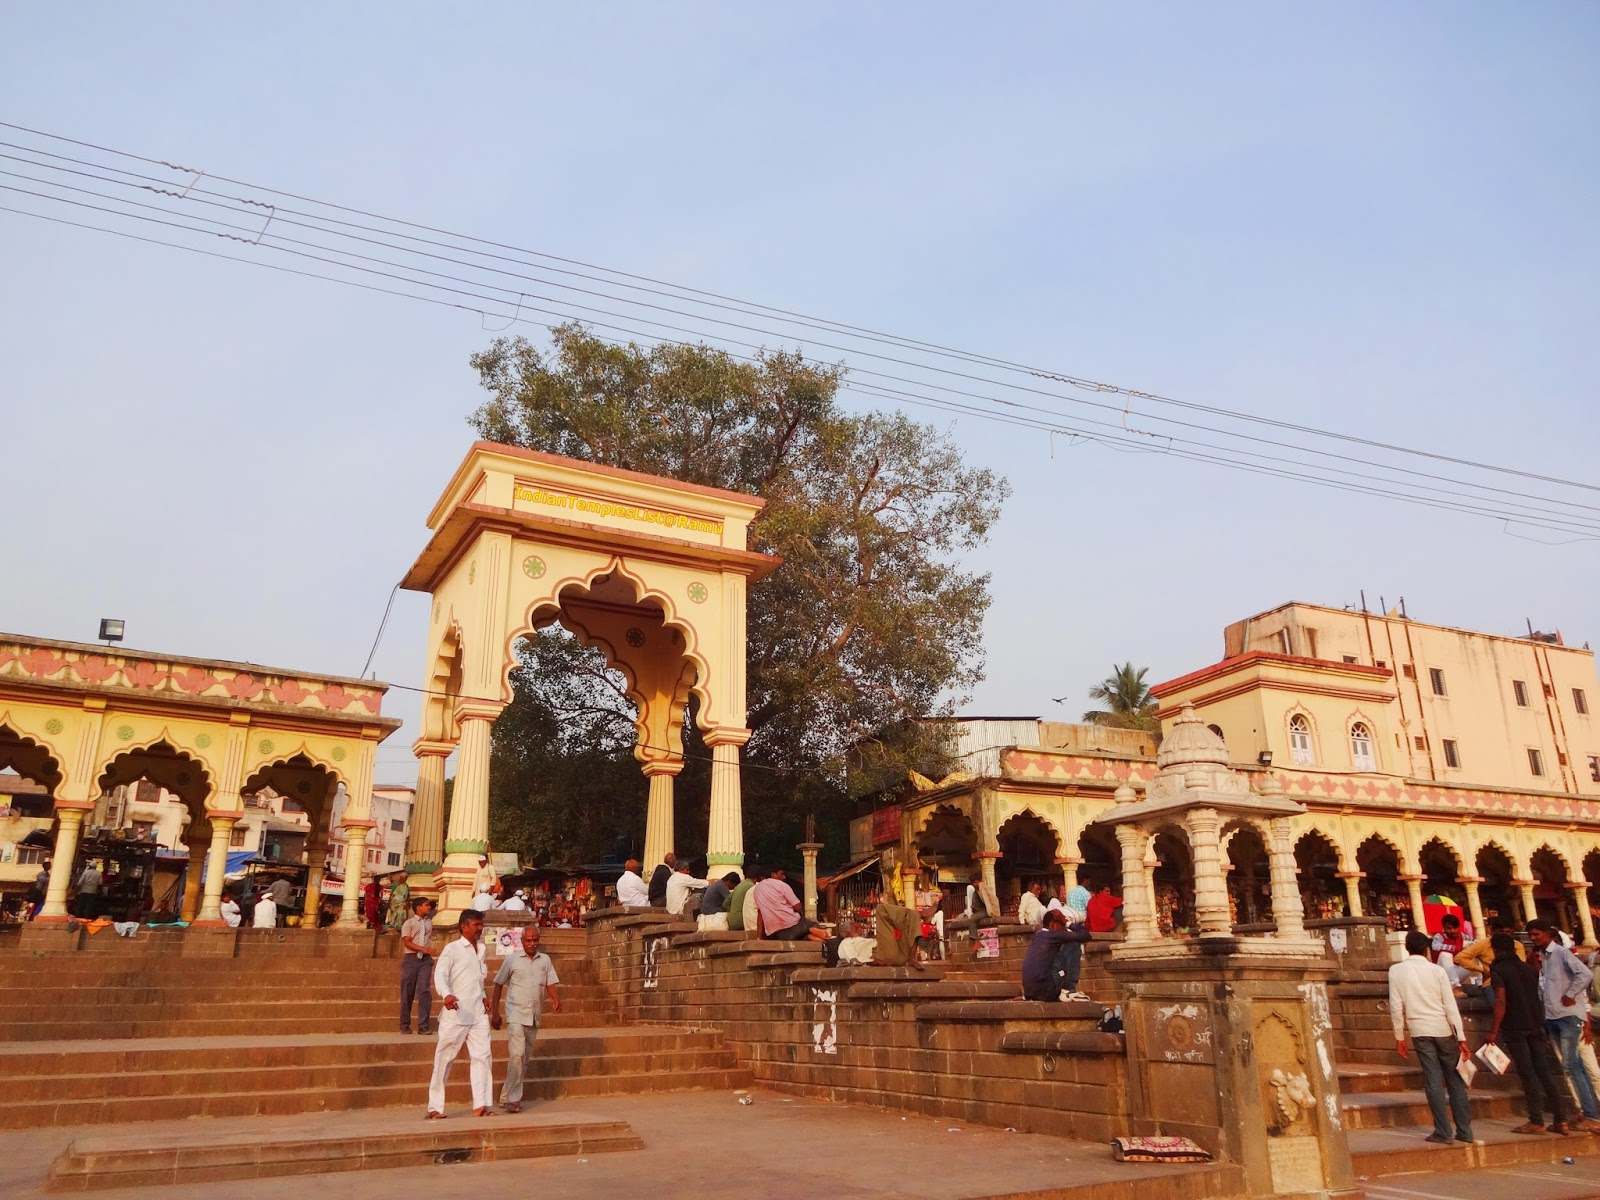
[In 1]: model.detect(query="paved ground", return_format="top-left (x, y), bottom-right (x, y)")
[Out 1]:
top-left (0, 1088), bottom-right (1228, 1200)
top-left (1364, 1160), bottom-right (1600, 1200)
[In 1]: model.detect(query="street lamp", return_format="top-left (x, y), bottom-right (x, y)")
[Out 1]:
top-left (1257, 750), bottom-right (1274, 767)
top-left (98, 618), bottom-right (125, 645)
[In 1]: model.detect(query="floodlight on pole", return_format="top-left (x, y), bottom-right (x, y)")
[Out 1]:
top-left (98, 618), bottom-right (125, 645)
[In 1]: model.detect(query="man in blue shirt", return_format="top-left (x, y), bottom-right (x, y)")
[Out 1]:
top-left (1021, 909), bottom-right (1090, 1001)
top-left (1528, 919), bottom-right (1600, 1124)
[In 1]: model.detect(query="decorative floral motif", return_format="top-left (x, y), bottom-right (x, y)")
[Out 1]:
top-left (116, 725), bottom-right (135, 741)
top-left (195, 733), bottom-right (212, 749)
top-left (258, 738), bottom-right (275, 755)
top-left (625, 627), bottom-right (646, 648)
top-left (226, 673), bottom-right (264, 700)
top-left (522, 555), bottom-right (547, 579)
top-left (271, 680), bottom-right (309, 705)
top-left (317, 685), bottom-right (352, 710)
top-left (20, 649), bottom-right (65, 677)
top-left (331, 746), bottom-right (347, 762)
top-left (686, 582), bottom-right (709, 604)
top-left (173, 667), bottom-right (219, 694)
top-left (124, 661), bottom-right (167, 689)
top-left (73, 656), bottom-right (118, 684)
top-left (44, 718), bottom-right (64, 736)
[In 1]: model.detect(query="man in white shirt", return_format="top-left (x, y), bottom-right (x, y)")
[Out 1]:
top-left (491, 925), bottom-right (562, 1112)
top-left (1388, 930), bottom-right (1472, 1144)
top-left (220, 890), bottom-right (242, 929)
top-left (499, 889), bottom-right (528, 912)
top-left (427, 908), bottom-right (493, 1118)
top-left (253, 893), bottom-right (277, 929)
top-left (1017, 881), bottom-right (1046, 927)
top-left (616, 859), bottom-right (649, 908)
top-left (665, 860), bottom-right (705, 917)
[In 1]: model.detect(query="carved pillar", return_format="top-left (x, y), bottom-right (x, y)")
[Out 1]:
top-left (1266, 817), bottom-right (1306, 939)
top-left (704, 730), bottom-right (749, 870)
top-left (338, 818), bottom-right (375, 927)
top-left (1115, 825), bottom-right (1155, 943)
top-left (974, 850), bottom-right (1000, 916)
top-left (799, 841), bottom-right (822, 920)
top-left (1184, 807), bottom-right (1230, 936)
top-left (1056, 855), bottom-right (1080, 897)
top-left (407, 740), bottom-right (451, 893)
top-left (1570, 883), bottom-right (1597, 948)
top-left (1515, 878), bottom-right (1538, 925)
top-left (37, 805), bottom-right (90, 921)
top-left (302, 830), bottom-right (328, 925)
top-left (1402, 874), bottom-right (1426, 930)
top-left (439, 704), bottom-right (499, 915)
top-left (1338, 871), bottom-right (1364, 918)
top-left (179, 824), bottom-right (209, 923)
top-left (642, 759), bottom-right (681, 876)
top-left (1461, 877), bottom-right (1485, 937)
top-left (194, 813), bottom-right (237, 924)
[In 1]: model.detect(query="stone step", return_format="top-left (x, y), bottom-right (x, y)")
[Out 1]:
top-left (1336, 1061), bottom-right (1517, 1095)
top-left (0, 1065), bottom-right (752, 1129)
top-left (1350, 1121), bottom-right (1600, 1177)
top-left (46, 1110), bottom-right (642, 1191)
top-left (0, 1007), bottom-right (618, 1041)
top-left (0, 1027), bottom-right (724, 1075)
top-left (1340, 1088), bottom-right (1521, 1130)
top-left (4, 1045), bottom-right (741, 1105)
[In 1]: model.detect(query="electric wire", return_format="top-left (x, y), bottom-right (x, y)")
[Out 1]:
top-left (2, 121), bottom-right (1595, 501)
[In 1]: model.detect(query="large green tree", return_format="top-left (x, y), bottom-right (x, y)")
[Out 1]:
top-left (472, 325), bottom-right (1008, 869)
top-left (1082, 663), bottom-right (1160, 732)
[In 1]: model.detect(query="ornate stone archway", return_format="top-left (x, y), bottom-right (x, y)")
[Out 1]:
top-left (400, 443), bottom-right (779, 918)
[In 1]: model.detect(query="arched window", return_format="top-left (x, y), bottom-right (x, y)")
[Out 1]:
top-left (1350, 722), bottom-right (1375, 771)
top-left (1289, 714), bottom-right (1314, 765)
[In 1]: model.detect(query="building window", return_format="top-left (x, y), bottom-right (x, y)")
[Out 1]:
top-left (390, 818), bottom-right (405, 832)
top-left (1413, 735), bottom-right (1428, 751)
top-left (1576, 689), bottom-right (1590, 716)
top-left (1589, 754), bottom-right (1600, 782)
top-left (1429, 668), bottom-right (1447, 696)
top-left (1401, 664), bottom-right (1415, 679)
top-left (1288, 715), bottom-right (1314, 765)
top-left (386, 852), bottom-right (401, 867)
top-left (1443, 739), bottom-right (1461, 769)
top-left (1513, 680), bottom-right (1529, 707)
top-left (1528, 748), bottom-right (1545, 777)
top-left (229, 826), bottom-right (248, 848)
top-left (1342, 655), bottom-right (1358, 664)
top-left (1277, 629), bottom-right (1292, 655)
top-left (1350, 723), bottom-right (1376, 771)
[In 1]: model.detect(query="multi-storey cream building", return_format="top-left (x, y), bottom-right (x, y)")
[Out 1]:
top-left (874, 601), bottom-right (1600, 945)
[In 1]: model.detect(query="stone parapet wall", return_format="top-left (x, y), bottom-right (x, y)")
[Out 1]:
top-left (582, 907), bottom-right (1132, 1143)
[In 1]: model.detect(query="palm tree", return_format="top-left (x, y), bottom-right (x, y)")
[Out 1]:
top-left (1082, 663), bottom-right (1160, 731)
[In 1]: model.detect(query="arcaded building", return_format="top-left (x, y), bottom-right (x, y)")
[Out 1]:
top-left (872, 601), bottom-right (1600, 943)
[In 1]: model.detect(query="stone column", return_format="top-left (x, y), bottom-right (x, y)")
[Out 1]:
top-left (704, 730), bottom-right (750, 871)
top-left (407, 740), bottom-right (451, 896)
top-left (1184, 807), bottom-right (1231, 937)
top-left (798, 841), bottom-right (822, 920)
top-left (1266, 817), bottom-right (1306, 939)
top-left (642, 759), bottom-right (682, 875)
top-left (1461, 878), bottom-right (1485, 936)
top-left (36, 805), bottom-right (90, 921)
top-left (302, 831), bottom-right (328, 926)
top-left (439, 705), bottom-right (499, 915)
top-left (1056, 856), bottom-right (1080, 897)
top-left (179, 825), bottom-right (209, 923)
top-left (1569, 882), bottom-right (1597, 948)
top-left (1402, 874), bottom-right (1426, 930)
top-left (1338, 871), bottom-right (1364, 918)
top-left (338, 818), bottom-right (375, 927)
top-left (194, 813), bottom-right (237, 924)
top-left (975, 850), bottom-right (1001, 916)
top-left (1114, 824), bottom-right (1155, 943)
top-left (1515, 878), bottom-right (1538, 925)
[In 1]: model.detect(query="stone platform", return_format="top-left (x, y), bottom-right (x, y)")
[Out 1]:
top-left (46, 1108), bottom-right (642, 1191)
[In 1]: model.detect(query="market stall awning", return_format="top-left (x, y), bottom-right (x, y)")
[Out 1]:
top-left (820, 855), bottom-right (882, 890)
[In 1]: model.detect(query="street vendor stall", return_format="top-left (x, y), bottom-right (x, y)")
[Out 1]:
top-left (71, 832), bottom-right (159, 921)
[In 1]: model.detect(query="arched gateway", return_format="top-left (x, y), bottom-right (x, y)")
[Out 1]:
top-left (401, 442), bottom-right (779, 919)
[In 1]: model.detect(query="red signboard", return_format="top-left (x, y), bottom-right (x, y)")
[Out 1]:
top-left (871, 806), bottom-right (902, 847)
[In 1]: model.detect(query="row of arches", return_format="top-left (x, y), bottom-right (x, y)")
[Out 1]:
top-left (911, 802), bottom-right (1600, 938)
top-left (2, 720), bottom-right (364, 926)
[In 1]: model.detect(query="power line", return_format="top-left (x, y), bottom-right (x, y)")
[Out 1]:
top-left (3, 120), bottom-right (1595, 503)
top-left (3, 197), bottom-right (1596, 541)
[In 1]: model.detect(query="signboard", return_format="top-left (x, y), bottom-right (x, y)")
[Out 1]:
top-left (871, 806), bottom-right (902, 847)
top-left (975, 927), bottom-right (1000, 960)
top-left (489, 925), bottom-right (525, 958)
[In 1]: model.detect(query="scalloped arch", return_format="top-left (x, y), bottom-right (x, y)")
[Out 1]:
top-left (1531, 841), bottom-right (1575, 877)
top-left (0, 714), bottom-right (65, 793)
top-left (911, 801), bottom-right (975, 843)
top-left (1294, 825), bottom-right (1347, 871)
top-left (239, 737), bottom-right (350, 794)
top-left (1416, 833), bottom-right (1464, 870)
top-left (97, 733), bottom-right (214, 808)
top-left (996, 806), bottom-right (1063, 847)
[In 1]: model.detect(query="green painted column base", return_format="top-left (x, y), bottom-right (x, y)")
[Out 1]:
top-left (444, 839), bottom-right (488, 856)
top-left (707, 852), bottom-right (745, 867)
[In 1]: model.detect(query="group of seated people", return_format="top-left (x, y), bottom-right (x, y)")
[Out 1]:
top-left (616, 853), bottom-right (830, 941)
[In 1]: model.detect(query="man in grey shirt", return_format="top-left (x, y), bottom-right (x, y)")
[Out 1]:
top-left (491, 925), bottom-right (561, 1112)
top-left (1528, 920), bottom-right (1600, 1122)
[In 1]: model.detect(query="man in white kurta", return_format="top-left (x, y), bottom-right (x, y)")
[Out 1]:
top-left (426, 909), bottom-right (493, 1117)
top-left (616, 859), bottom-right (649, 908)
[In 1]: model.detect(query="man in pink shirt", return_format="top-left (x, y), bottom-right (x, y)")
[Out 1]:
top-left (752, 867), bottom-right (828, 941)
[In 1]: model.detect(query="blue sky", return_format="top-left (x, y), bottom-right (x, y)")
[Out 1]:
top-left (3, 4), bottom-right (1597, 782)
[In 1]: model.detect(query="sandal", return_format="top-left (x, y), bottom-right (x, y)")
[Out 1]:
top-left (1510, 1122), bottom-right (1547, 1135)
